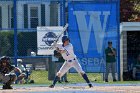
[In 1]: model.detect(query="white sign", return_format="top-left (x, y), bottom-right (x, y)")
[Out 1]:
top-left (37, 26), bottom-right (63, 55)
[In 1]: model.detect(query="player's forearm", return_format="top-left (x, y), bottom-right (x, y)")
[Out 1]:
top-left (108, 53), bottom-right (113, 56)
top-left (108, 53), bottom-right (116, 56)
top-left (57, 49), bottom-right (65, 54)
top-left (112, 51), bottom-right (116, 56)
top-left (111, 48), bottom-right (116, 54)
top-left (55, 47), bottom-right (65, 53)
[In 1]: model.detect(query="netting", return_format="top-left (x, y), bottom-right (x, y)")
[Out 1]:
top-left (0, 0), bottom-right (67, 84)
top-left (0, 0), bottom-right (120, 84)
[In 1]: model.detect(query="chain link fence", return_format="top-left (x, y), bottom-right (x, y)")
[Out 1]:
top-left (0, 0), bottom-right (67, 84)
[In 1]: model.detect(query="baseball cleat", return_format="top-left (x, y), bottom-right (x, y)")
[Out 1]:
top-left (49, 84), bottom-right (54, 88)
top-left (105, 79), bottom-right (108, 82)
top-left (88, 84), bottom-right (93, 88)
top-left (113, 79), bottom-right (117, 82)
top-left (65, 80), bottom-right (69, 83)
top-left (2, 85), bottom-right (13, 89)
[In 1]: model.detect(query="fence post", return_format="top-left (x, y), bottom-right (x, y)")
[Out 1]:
top-left (48, 1), bottom-right (58, 80)
top-left (48, 0), bottom-right (66, 80)
top-left (60, 0), bottom-right (65, 26)
top-left (48, 56), bottom-right (56, 80)
top-left (13, 0), bottom-right (18, 67)
top-left (117, 0), bottom-right (121, 81)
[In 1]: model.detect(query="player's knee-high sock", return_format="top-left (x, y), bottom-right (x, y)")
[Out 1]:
top-left (82, 74), bottom-right (93, 87)
top-left (82, 74), bottom-right (90, 84)
top-left (52, 76), bottom-right (59, 86)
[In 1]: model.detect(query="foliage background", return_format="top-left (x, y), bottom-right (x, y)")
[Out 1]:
top-left (120, 0), bottom-right (140, 22)
top-left (0, 32), bottom-right (37, 56)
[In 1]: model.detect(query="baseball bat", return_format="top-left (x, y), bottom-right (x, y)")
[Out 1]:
top-left (51, 23), bottom-right (69, 47)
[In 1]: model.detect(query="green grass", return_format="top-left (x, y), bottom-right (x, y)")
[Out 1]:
top-left (29, 70), bottom-right (101, 84)
top-left (30, 70), bottom-right (52, 84)
top-left (29, 70), bottom-right (140, 84)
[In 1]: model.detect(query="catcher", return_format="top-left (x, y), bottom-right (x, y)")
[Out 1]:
top-left (0, 56), bottom-right (22, 89)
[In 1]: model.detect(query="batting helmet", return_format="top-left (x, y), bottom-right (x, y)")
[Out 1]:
top-left (62, 35), bottom-right (69, 43)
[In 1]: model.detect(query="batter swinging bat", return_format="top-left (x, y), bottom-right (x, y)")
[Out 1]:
top-left (51, 23), bottom-right (69, 47)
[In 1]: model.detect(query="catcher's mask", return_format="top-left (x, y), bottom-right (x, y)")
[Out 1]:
top-left (0, 56), bottom-right (10, 65)
top-left (62, 35), bottom-right (70, 43)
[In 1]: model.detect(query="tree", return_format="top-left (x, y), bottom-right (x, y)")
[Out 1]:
top-left (0, 32), bottom-right (12, 56)
top-left (120, 0), bottom-right (140, 22)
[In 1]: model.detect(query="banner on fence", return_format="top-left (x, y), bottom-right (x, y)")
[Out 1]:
top-left (37, 26), bottom-right (63, 55)
top-left (68, 2), bottom-right (119, 72)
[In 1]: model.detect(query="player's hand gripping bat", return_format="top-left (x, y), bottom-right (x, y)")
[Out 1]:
top-left (51, 23), bottom-right (68, 47)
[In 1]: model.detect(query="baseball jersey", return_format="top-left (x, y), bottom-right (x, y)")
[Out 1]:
top-left (105, 47), bottom-right (116, 63)
top-left (57, 43), bottom-right (76, 60)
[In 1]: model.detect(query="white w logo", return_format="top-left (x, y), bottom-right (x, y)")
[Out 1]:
top-left (73, 11), bottom-right (110, 54)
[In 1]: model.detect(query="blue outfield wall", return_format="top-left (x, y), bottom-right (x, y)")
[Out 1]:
top-left (68, 1), bottom-right (120, 73)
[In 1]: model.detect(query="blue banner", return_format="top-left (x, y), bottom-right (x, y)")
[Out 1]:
top-left (68, 2), bottom-right (119, 72)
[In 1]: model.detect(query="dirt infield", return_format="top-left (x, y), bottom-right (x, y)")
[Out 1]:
top-left (0, 84), bottom-right (140, 93)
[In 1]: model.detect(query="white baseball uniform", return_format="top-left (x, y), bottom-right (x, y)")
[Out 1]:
top-left (56, 43), bottom-right (85, 77)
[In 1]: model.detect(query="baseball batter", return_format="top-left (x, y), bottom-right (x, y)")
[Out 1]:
top-left (49, 36), bottom-right (93, 88)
